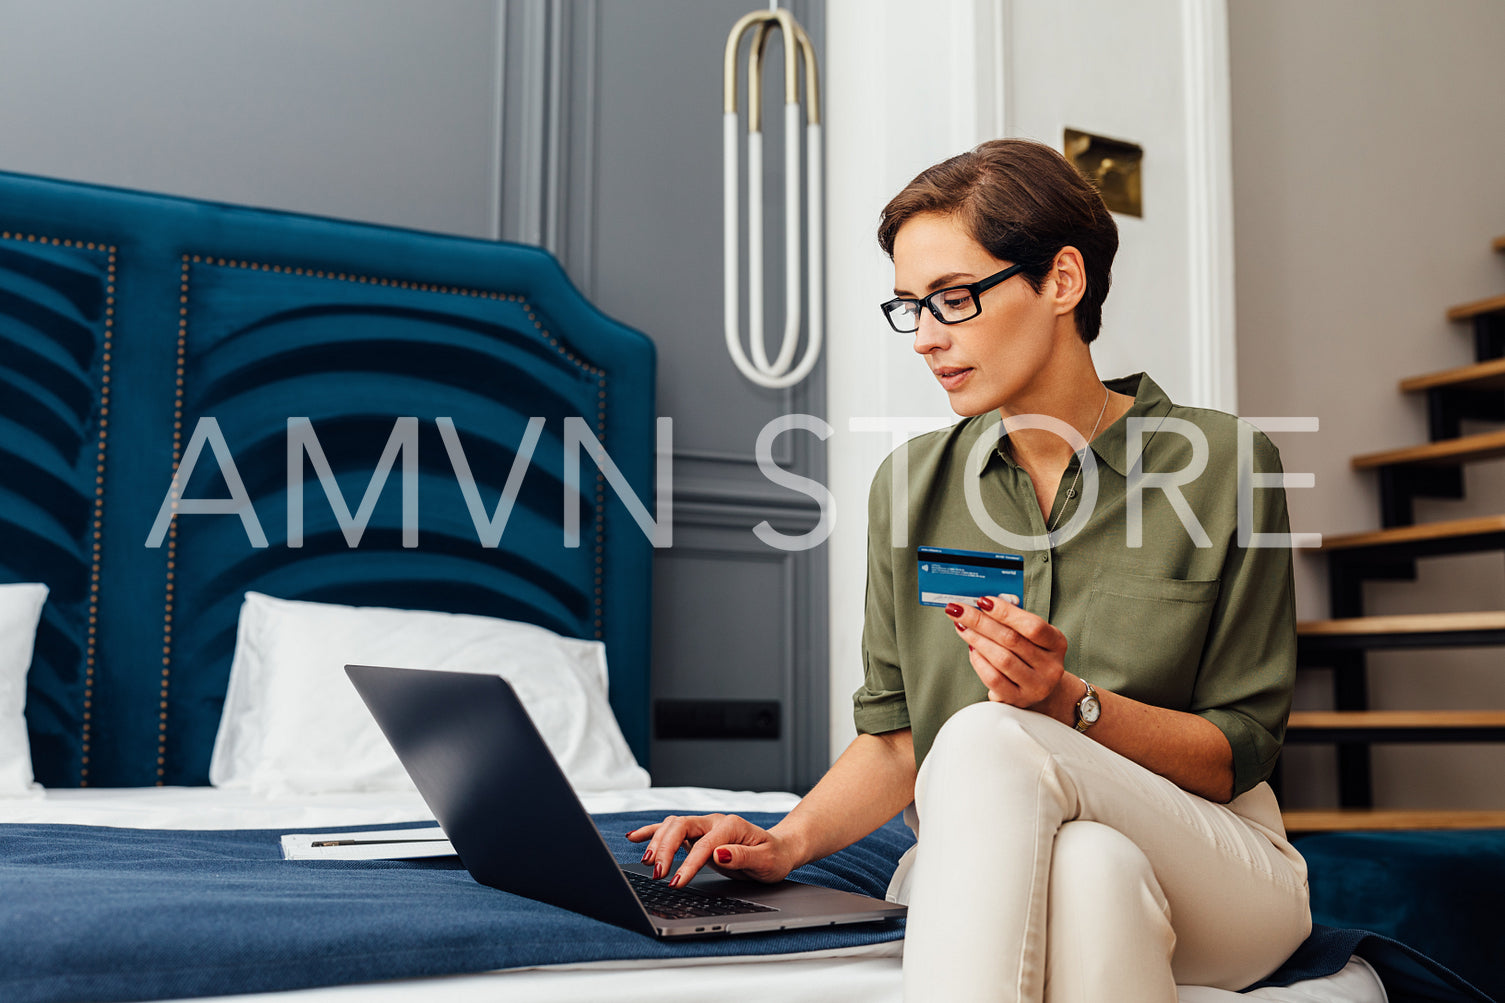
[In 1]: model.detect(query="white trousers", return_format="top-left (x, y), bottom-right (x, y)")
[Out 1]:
top-left (891, 702), bottom-right (1311, 1003)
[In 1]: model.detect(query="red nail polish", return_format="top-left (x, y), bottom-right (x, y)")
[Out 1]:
top-left (716, 848), bottom-right (732, 864)
top-left (955, 620), bottom-right (966, 632)
top-left (642, 848), bottom-right (652, 863)
top-left (668, 873), bottom-right (683, 888)
top-left (977, 596), bottom-right (994, 612)
top-left (653, 863), bottom-right (664, 879)
top-left (968, 645), bottom-right (974, 652)
top-left (944, 603), bottom-right (963, 618)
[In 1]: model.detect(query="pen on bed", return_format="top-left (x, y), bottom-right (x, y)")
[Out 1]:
top-left (309, 838), bottom-right (451, 847)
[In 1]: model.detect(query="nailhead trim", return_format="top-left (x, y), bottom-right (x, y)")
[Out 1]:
top-left (150, 257), bottom-right (195, 783)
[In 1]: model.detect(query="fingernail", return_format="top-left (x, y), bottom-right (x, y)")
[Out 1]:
top-left (955, 620), bottom-right (966, 632)
top-left (642, 848), bottom-right (652, 863)
top-left (1004, 594), bottom-right (1020, 605)
top-left (968, 645), bottom-right (974, 652)
top-left (976, 596), bottom-right (994, 612)
top-left (669, 873), bottom-right (683, 888)
top-left (625, 830), bottom-right (636, 839)
top-left (653, 862), bottom-right (664, 879)
top-left (944, 603), bottom-right (963, 618)
top-left (716, 848), bottom-right (732, 864)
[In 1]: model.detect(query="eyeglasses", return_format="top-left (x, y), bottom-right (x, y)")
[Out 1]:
top-left (879, 262), bottom-right (1028, 334)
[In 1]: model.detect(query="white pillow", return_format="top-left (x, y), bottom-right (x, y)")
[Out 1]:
top-left (0, 582), bottom-right (48, 798)
top-left (209, 592), bottom-right (649, 797)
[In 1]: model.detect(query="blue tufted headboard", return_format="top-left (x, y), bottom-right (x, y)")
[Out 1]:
top-left (0, 171), bottom-right (657, 787)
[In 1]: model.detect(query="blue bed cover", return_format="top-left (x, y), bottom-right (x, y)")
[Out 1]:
top-left (0, 811), bottom-right (1490, 1003)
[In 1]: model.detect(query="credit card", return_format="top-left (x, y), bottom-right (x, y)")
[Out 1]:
top-left (916, 546), bottom-right (1024, 608)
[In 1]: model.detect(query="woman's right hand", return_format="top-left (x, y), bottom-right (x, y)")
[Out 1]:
top-left (625, 813), bottom-right (802, 888)
top-left (626, 731), bottom-right (916, 893)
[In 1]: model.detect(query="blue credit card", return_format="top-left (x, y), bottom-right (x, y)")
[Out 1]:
top-left (916, 546), bottom-right (1024, 608)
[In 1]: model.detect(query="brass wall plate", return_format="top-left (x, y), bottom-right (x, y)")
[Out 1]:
top-left (1064, 128), bottom-right (1143, 217)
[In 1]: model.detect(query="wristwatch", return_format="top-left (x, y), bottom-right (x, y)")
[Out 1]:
top-left (1074, 681), bottom-right (1101, 733)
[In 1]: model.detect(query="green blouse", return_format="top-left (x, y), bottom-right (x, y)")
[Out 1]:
top-left (853, 373), bottom-right (1298, 799)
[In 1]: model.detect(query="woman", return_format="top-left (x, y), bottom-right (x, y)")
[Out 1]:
top-left (629, 139), bottom-right (1310, 1001)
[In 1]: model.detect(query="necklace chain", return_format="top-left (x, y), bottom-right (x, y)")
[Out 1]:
top-left (1048, 384), bottom-right (1111, 534)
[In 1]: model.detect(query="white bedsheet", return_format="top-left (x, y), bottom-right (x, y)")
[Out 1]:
top-left (1, 783), bottom-right (801, 828)
top-left (3, 787), bottom-right (1385, 1003)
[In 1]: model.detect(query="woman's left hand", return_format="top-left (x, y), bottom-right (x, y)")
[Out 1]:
top-left (945, 596), bottom-right (1076, 723)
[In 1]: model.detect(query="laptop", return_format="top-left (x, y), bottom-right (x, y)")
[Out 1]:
top-left (344, 663), bottom-right (908, 938)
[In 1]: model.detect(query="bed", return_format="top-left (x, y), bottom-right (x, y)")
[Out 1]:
top-left (0, 170), bottom-right (1488, 1003)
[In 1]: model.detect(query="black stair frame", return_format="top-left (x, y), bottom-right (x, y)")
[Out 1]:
top-left (1377, 465), bottom-right (1465, 528)
top-left (1303, 459), bottom-right (1505, 807)
top-left (1476, 311), bottom-right (1505, 362)
top-left (1426, 387), bottom-right (1505, 442)
top-left (1327, 525), bottom-right (1505, 575)
top-left (1293, 292), bottom-right (1505, 815)
top-left (1313, 566), bottom-right (1376, 808)
top-left (1299, 623), bottom-right (1505, 654)
top-left (1313, 532), bottom-right (1505, 804)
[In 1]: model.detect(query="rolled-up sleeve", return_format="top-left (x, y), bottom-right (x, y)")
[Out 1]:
top-left (1192, 428), bottom-right (1298, 799)
top-left (853, 456), bottom-right (912, 736)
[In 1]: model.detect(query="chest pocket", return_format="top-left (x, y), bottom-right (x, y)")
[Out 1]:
top-left (1076, 570), bottom-right (1220, 709)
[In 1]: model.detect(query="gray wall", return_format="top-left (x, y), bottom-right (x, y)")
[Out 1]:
top-left (589, 0), bottom-right (829, 792)
top-left (1229, 0), bottom-right (1505, 809)
top-left (0, 0), bottom-right (829, 791)
top-left (0, 0), bottom-right (502, 236)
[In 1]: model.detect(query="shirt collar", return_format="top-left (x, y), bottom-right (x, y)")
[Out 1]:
top-left (979, 372), bottom-right (1175, 479)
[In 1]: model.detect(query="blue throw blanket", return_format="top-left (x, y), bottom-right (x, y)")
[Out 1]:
top-left (1295, 829), bottom-right (1505, 1002)
top-left (0, 811), bottom-right (1491, 1003)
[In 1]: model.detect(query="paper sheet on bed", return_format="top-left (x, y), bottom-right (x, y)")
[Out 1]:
top-left (279, 825), bottom-right (454, 860)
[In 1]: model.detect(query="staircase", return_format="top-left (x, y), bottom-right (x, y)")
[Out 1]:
top-left (1284, 235), bottom-right (1505, 834)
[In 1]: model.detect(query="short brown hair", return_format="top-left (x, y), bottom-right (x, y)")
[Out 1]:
top-left (877, 139), bottom-right (1118, 343)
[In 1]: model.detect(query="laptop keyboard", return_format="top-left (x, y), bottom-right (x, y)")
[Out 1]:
top-left (623, 869), bottom-right (780, 920)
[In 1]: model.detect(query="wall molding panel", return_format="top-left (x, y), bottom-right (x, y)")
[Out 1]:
top-left (651, 522), bottom-right (827, 792)
top-left (507, 0), bottom-right (834, 790)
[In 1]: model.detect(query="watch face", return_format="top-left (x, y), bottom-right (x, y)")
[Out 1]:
top-left (1081, 695), bottom-right (1101, 723)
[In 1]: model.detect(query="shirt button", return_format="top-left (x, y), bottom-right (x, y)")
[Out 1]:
top-left (1040, 554), bottom-right (1049, 564)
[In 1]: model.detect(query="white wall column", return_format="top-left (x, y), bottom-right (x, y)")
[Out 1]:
top-left (823, 0), bottom-right (1012, 760)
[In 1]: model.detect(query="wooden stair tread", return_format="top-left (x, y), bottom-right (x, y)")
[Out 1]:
top-left (1289, 710), bottom-right (1505, 728)
top-left (1285, 709), bottom-right (1505, 742)
top-left (1318, 514), bottom-right (1505, 551)
top-left (1350, 427), bottom-right (1505, 469)
top-left (1283, 809), bottom-right (1505, 833)
top-left (1399, 356), bottom-right (1505, 393)
top-left (1447, 292), bottom-right (1505, 322)
top-left (1298, 610), bottom-right (1505, 635)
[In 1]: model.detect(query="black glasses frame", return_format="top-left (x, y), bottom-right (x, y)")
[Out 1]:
top-left (879, 262), bottom-right (1029, 333)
